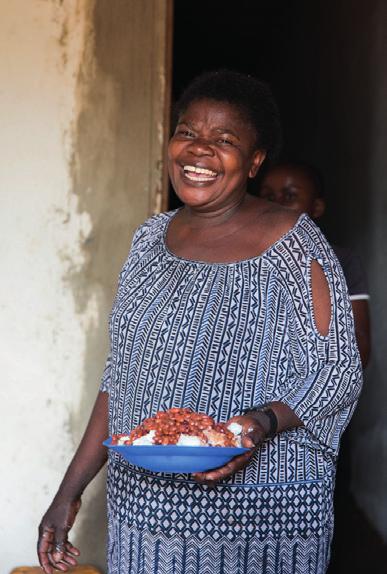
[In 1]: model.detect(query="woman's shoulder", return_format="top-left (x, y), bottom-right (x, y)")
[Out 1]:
top-left (247, 198), bottom-right (303, 255)
top-left (255, 200), bottom-right (330, 258)
top-left (261, 207), bottom-right (344, 293)
top-left (131, 210), bottom-right (175, 246)
top-left (259, 201), bottom-right (301, 238)
top-left (138, 210), bottom-right (175, 231)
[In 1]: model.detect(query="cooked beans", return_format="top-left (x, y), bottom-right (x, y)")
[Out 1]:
top-left (111, 407), bottom-right (237, 447)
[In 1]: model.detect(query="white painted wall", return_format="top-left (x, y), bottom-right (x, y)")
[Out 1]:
top-left (0, 1), bottom-right (171, 571)
top-left (0, 1), bottom-right (104, 570)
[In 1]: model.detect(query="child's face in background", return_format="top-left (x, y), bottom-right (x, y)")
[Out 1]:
top-left (260, 166), bottom-right (325, 219)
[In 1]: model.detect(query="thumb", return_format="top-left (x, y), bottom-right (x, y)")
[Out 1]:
top-left (243, 426), bottom-right (266, 448)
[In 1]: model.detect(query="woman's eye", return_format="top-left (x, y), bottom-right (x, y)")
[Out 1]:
top-left (177, 129), bottom-right (194, 138)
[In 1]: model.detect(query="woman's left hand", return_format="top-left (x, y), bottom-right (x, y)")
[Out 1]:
top-left (192, 414), bottom-right (267, 486)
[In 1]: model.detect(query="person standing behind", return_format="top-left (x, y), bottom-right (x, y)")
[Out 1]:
top-left (258, 161), bottom-right (371, 368)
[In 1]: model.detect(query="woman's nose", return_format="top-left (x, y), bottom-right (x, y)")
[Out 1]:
top-left (188, 137), bottom-right (214, 156)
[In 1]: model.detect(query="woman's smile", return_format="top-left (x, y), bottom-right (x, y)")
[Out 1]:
top-left (182, 164), bottom-right (219, 183)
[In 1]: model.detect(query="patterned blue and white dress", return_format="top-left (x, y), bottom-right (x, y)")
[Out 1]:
top-left (100, 211), bottom-right (362, 574)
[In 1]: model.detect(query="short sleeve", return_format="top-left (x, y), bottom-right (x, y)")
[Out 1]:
top-left (268, 216), bottom-right (363, 455)
top-left (98, 223), bottom-right (145, 395)
top-left (97, 215), bottom-right (167, 395)
top-left (97, 210), bottom-right (188, 396)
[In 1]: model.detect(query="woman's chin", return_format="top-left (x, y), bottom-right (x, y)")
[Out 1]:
top-left (175, 187), bottom-right (218, 208)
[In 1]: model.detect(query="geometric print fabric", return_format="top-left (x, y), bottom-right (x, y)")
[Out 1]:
top-left (107, 517), bottom-right (331, 574)
top-left (101, 211), bottom-right (362, 573)
top-left (108, 461), bottom-right (332, 541)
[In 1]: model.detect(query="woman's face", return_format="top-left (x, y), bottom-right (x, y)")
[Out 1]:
top-left (260, 166), bottom-right (324, 218)
top-left (168, 99), bottom-right (265, 211)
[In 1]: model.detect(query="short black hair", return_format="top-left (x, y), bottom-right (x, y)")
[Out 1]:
top-left (174, 69), bottom-right (282, 162)
top-left (275, 160), bottom-right (325, 198)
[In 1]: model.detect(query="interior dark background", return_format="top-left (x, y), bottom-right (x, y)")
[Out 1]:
top-left (171, 1), bottom-right (387, 572)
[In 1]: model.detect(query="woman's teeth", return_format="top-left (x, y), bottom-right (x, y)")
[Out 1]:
top-left (183, 165), bottom-right (217, 182)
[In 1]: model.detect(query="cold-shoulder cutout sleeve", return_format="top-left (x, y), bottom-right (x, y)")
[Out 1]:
top-left (310, 259), bottom-right (331, 336)
top-left (267, 215), bottom-right (363, 456)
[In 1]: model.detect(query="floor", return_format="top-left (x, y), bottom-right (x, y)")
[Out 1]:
top-left (327, 437), bottom-right (387, 574)
top-left (328, 492), bottom-right (387, 573)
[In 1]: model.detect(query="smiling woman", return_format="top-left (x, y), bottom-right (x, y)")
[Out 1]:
top-left (168, 99), bottom-right (263, 211)
top-left (38, 70), bottom-right (363, 574)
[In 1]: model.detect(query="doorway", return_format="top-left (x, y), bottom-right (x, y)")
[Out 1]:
top-left (171, 2), bottom-right (387, 572)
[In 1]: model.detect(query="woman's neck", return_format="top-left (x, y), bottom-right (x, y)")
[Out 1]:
top-left (178, 193), bottom-right (253, 229)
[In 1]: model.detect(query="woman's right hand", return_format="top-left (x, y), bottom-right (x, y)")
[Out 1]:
top-left (37, 391), bottom-right (109, 572)
top-left (38, 497), bottom-right (81, 574)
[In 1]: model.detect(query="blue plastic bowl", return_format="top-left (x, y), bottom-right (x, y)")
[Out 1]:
top-left (103, 438), bottom-right (248, 473)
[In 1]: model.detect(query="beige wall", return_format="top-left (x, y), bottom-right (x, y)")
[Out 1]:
top-left (0, 0), bottom-right (171, 571)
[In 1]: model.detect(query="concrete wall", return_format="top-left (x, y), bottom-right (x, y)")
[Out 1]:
top-left (0, 1), bottom-right (171, 571)
top-left (279, 0), bottom-right (387, 541)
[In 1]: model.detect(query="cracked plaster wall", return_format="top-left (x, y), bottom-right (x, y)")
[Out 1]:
top-left (0, 1), bottom-right (170, 571)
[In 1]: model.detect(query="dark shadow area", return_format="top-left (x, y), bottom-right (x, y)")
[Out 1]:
top-left (172, 1), bottom-right (386, 571)
top-left (172, 0), bottom-right (372, 247)
top-left (328, 427), bottom-right (387, 573)
top-left (330, 494), bottom-right (387, 574)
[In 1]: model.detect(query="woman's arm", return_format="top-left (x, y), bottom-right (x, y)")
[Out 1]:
top-left (194, 258), bottom-right (362, 485)
top-left (38, 391), bottom-right (109, 574)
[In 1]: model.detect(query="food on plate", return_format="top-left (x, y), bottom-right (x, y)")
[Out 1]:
top-left (111, 407), bottom-right (243, 447)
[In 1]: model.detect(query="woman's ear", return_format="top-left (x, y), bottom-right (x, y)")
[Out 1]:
top-left (312, 197), bottom-right (326, 219)
top-left (249, 150), bottom-right (266, 178)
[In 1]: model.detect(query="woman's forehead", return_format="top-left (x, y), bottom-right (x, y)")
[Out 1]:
top-left (179, 98), bottom-right (249, 124)
top-left (178, 98), bottom-right (256, 136)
